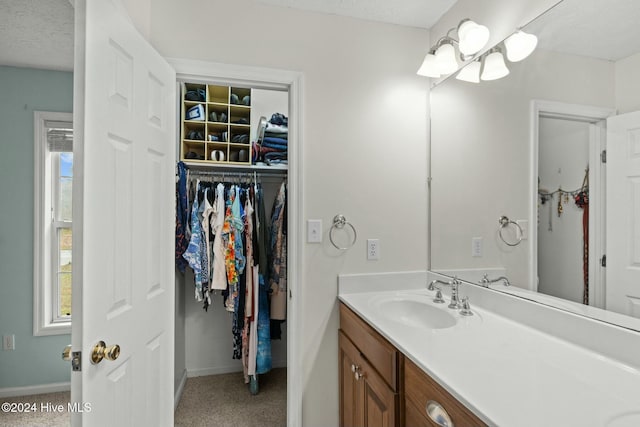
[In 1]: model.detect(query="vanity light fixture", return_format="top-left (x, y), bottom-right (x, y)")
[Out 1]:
top-left (452, 30), bottom-right (538, 84)
top-left (455, 59), bottom-right (481, 83)
top-left (504, 30), bottom-right (538, 62)
top-left (416, 18), bottom-right (490, 78)
top-left (481, 48), bottom-right (510, 81)
top-left (417, 50), bottom-right (441, 78)
top-left (435, 40), bottom-right (459, 74)
top-left (457, 19), bottom-right (490, 56)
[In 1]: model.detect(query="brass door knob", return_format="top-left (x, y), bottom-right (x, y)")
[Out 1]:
top-left (62, 344), bottom-right (72, 361)
top-left (91, 341), bottom-right (121, 364)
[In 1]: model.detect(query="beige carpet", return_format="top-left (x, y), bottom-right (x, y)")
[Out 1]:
top-left (0, 368), bottom-right (286, 427)
top-left (175, 368), bottom-right (287, 427)
top-left (0, 391), bottom-right (71, 427)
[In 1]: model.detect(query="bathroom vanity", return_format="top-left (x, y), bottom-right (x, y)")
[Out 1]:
top-left (339, 302), bottom-right (485, 426)
top-left (338, 271), bottom-right (640, 427)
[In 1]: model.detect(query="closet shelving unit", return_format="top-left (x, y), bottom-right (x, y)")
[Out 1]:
top-left (181, 83), bottom-right (253, 166)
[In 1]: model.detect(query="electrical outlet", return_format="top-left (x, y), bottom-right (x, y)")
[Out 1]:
top-left (367, 239), bottom-right (380, 260)
top-left (471, 237), bottom-right (483, 257)
top-left (307, 219), bottom-right (322, 243)
top-left (3, 335), bottom-right (15, 351)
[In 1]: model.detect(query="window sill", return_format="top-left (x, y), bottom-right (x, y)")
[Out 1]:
top-left (34, 320), bottom-right (71, 337)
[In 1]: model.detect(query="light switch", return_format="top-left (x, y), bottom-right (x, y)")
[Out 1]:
top-left (307, 219), bottom-right (322, 243)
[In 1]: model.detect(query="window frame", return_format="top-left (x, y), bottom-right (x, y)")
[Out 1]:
top-left (33, 111), bottom-right (73, 336)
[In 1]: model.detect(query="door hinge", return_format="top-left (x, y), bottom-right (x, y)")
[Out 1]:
top-left (601, 254), bottom-right (606, 267)
top-left (601, 150), bottom-right (607, 163)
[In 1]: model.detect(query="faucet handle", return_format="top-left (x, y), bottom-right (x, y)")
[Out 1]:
top-left (479, 274), bottom-right (490, 287)
top-left (433, 289), bottom-right (445, 304)
top-left (460, 297), bottom-right (473, 316)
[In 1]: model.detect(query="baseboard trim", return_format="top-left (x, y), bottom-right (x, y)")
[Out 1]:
top-left (0, 382), bottom-right (71, 398)
top-left (186, 359), bottom-right (287, 378)
top-left (174, 369), bottom-right (187, 411)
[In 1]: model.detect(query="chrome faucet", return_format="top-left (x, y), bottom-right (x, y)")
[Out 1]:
top-left (428, 279), bottom-right (451, 291)
top-left (448, 278), bottom-right (462, 309)
top-left (480, 274), bottom-right (511, 287)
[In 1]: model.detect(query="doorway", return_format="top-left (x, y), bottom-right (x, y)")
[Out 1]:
top-left (169, 59), bottom-right (303, 426)
top-left (531, 100), bottom-right (614, 308)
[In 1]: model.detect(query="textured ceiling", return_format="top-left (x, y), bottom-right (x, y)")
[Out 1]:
top-left (526, 0), bottom-right (640, 62)
top-left (0, 0), bottom-right (74, 71)
top-left (254, 0), bottom-right (457, 28)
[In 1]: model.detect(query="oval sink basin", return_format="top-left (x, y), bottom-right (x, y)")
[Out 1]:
top-left (374, 297), bottom-right (457, 330)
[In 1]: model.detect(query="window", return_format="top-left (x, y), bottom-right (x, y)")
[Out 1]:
top-left (34, 111), bottom-right (73, 336)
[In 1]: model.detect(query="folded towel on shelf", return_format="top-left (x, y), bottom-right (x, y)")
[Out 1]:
top-left (262, 141), bottom-right (288, 151)
top-left (263, 136), bottom-right (288, 146)
top-left (264, 151), bottom-right (287, 161)
top-left (265, 122), bottom-right (288, 134)
top-left (264, 132), bottom-right (287, 140)
top-left (265, 152), bottom-right (287, 166)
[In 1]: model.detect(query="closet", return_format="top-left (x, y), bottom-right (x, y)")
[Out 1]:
top-left (175, 82), bottom-right (289, 397)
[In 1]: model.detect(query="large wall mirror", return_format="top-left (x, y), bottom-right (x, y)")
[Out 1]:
top-left (430, 0), bottom-right (640, 331)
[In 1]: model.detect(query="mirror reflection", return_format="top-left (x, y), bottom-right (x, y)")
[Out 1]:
top-left (430, 0), bottom-right (640, 330)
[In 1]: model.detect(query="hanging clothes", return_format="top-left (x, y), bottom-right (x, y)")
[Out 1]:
top-left (182, 180), bottom-right (206, 301)
top-left (174, 162), bottom-right (287, 382)
top-left (175, 161), bottom-right (189, 273)
top-left (269, 182), bottom-right (287, 321)
top-left (210, 183), bottom-right (227, 290)
top-left (200, 187), bottom-right (214, 306)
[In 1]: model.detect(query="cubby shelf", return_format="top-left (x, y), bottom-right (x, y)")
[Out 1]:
top-left (180, 83), bottom-right (253, 165)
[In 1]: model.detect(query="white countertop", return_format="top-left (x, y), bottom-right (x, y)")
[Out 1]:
top-left (339, 286), bottom-right (640, 427)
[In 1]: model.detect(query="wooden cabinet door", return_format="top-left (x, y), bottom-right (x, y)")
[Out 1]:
top-left (361, 358), bottom-right (397, 427)
top-left (340, 331), bottom-right (363, 427)
top-left (340, 331), bottom-right (398, 427)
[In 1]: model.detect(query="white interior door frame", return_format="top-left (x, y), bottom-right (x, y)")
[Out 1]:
top-left (168, 58), bottom-right (303, 427)
top-left (530, 100), bottom-right (615, 305)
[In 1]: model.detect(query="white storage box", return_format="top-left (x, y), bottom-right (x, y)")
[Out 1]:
top-left (186, 104), bottom-right (205, 121)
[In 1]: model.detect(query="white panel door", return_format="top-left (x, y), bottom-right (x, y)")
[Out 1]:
top-left (606, 111), bottom-right (640, 318)
top-left (71, 0), bottom-right (176, 425)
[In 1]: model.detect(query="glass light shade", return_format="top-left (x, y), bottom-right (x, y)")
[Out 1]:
top-left (435, 43), bottom-right (458, 75)
top-left (458, 20), bottom-right (490, 55)
top-left (456, 61), bottom-right (481, 83)
top-left (481, 51), bottom-right (510, 81)
top-left (417, 53), bottom-right (441, 78)
top-left (504, 30), bottom-right (538, 62)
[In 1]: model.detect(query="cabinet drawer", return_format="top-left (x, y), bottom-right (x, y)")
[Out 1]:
top-left (405, 358), bottom-right (486, 427)
top-left (340, 303), bottom-right (399, 391)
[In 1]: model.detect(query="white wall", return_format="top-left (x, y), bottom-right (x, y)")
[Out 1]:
top-left (139, 1), bottom-right (430, 425)
top-left (250, 88), bottom-right (288, 135)
top-left (537, 117), bottom-right (590, 303)
top-left (615, 52), bottom-right (640, 114)
top-left (430, 49), bottom-right (614, 287)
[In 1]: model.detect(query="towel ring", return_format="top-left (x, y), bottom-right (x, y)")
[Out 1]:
top-left (329, 214), bottom-right (357, 250)
top-left (498, 216), bottom-right (523, 247)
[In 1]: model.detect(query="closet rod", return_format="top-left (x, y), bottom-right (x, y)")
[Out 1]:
top-left (187, 169), bottom-right (286, 177)
top-left (186, 169), bottom-right (287, 185)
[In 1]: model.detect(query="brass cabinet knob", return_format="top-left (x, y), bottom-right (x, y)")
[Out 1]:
top-left (91, 341), bottom-right (121, 365)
